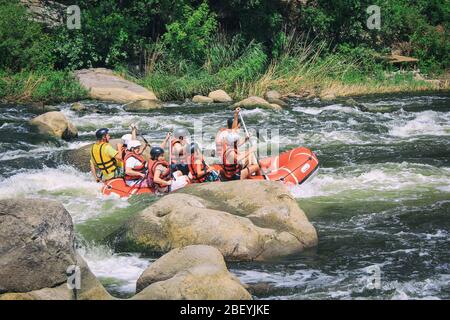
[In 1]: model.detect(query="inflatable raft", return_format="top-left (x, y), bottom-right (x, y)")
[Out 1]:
top-left (102, 146), bottom-right (319, 197)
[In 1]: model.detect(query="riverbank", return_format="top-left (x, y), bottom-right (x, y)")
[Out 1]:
top-left (0, 67), bottom-right (448, 105)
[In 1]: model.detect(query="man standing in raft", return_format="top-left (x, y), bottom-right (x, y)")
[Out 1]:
top-left (90, 128), bottom-right (123, 183)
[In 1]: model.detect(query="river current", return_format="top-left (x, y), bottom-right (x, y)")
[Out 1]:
top-left (0, 93), bottom-right (449, 299)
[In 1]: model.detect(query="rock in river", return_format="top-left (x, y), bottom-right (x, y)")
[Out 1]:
top-left (134, 245), bottom-right (251, 299)
top-left (0, 198), bottom-right (112, 300)
top-left (118, 180), bottom-right (318, 261)
top-left (29, 111), bottom-right (78, 141)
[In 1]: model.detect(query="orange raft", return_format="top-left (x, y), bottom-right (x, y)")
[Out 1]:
top-left (102, 146), bottom-right (319, 197)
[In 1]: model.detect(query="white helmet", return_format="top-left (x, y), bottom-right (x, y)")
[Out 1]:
top-left (121, 134), bottom-right (132, 145)
top-left (127, 140), bottom-right (142, 150)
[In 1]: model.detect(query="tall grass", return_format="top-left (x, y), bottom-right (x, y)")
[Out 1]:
top-left (0, 70), bottom-right (88, 103)
top-left (133, 32), bottom-right (439, 101)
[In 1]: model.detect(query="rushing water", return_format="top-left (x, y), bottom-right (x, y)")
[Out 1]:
top-left (0, 93), bottom-right (449, 299)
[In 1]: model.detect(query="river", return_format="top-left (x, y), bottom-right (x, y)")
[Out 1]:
top-left (0, 93), bottom-right (449, 299)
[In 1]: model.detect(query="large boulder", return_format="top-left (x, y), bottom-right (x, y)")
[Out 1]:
top-left (30, 111), bottom-right (78, 140)
top-left (133, 245), bottom-right (251, 300)
top-left (119, 180), bottom-right (318, 261)
top-left (124, 99), bottom-right (163, 112)
top-left (0, 198), bottom-right (112, 300)
top-left (74, 68), bottom-right (157, 104)
top-left (192, 95), bottom-right (214, 104)
top-left (234, 96), bottom-right (283, 110)
top-left (208, 90), bottom-right (233, 103)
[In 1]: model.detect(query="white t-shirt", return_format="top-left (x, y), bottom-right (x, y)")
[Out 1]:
top-left (125, 157), bottom-right (143, 169)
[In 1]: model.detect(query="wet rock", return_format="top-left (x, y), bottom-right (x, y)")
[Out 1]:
top-left (267, 98), bottom-right (288, 107)
top-left (123, 99), bottom-right (163, 112)
top-left (70, 102), bottom-right (87, 112)
top-left (0, 198), bottom-right (76, 293)
top-left (119, 180), bottom-right (318, 261)
top-left (234, 96), bottom-right (283, 110)
top-left (74, 68), bottom-right (157, 104)
top-left (133, 245), bottom-right (251, 300)
top-left (29, 111), bottom-right (78, 141)
top-left (208, 90), bottom-right (233, 103)
top-left (0, 198), bottom-right (113, 300)
top-left (192, 95), bottom-right (214, 104)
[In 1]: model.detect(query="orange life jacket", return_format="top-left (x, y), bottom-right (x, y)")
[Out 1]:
top-left (170, 139), bottom-right (187, 165)
top-left (222, 140), bottom-right (240, 180)
top-left (148, 159), bottom-right (171, 187)
top-left (188, 153), bottom-right (208, 183)
top-left (124, 153), bottom-right (147, 181)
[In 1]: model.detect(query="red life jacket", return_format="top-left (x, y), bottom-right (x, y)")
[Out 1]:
top-left (215, 128), bottom-right (229, 158)
top-left (170, 139), bottom-right (187, 165)
top-left (222, 140), bottom-right (240, 180)
top-left (148, 159), bottom-right (171, 187)
top-left (188, 153), bottom-right (208, 183)
top-left (124, 153), bottom-right (147, 181)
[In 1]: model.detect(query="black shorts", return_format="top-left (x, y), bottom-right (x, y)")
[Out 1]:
top-left (170, 163), bottom-right (190, 176)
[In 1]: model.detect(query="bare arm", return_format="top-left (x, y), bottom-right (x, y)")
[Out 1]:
top-left (125, 167), bottom-right (145, 178)
top-left (154, 169), bottom-right (172, 186)
top-left (90, 161), bottom-right (100, 182)
top-left (232, 107), bottom-right (240, 129)
top-left (160, 132), bottom-right (172, 149)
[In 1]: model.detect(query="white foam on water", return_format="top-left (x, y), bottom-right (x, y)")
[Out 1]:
top-left (388, 110), bottom-right (450, 137)
top-left (293, 104), bottom-right (359, 115)
top-left (290, 163), bottom-right (450, 199)
top-left (78, 245), bottom-right (151, 295)
top-left (0, 165), bottom-right (129, 223)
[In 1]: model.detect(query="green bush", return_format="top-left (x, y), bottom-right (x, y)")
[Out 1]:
top-left (162, 2), bottom-right (218, 65)
top-left (0, 0), bottom-right (54, 72)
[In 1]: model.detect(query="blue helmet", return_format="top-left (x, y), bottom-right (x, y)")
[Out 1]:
top-left (95, 128), bottom-right (109, 140)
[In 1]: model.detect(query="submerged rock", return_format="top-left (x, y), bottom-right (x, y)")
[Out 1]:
top-left (208, 90), bottom-right (233, 103)
top-left (70, 102), bottom-right (88, 112)
top-left (0, 198), bottom-right (112, 300)
top-left (124, 99), bottom-right (163, 111)
top-left (192, 95), bottom-right (214, 104)
top-left (119, 180), bottom-right (318, 261)
top-left (74, 68), bottom-right (157, 104)
top-left (29, 111), bottom-right (78, 140)
top-left (134, 245), bottom-right (251, 299)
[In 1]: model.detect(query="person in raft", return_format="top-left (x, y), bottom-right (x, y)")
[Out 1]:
top-left (124, 141), bottom-right (175, 193)
top-left (90, 128), bottom-right (123, 182)
top-left (221, 113), bottom-right (261, 180)
top-left (117, 124), bottom-right (149, 160)
top-left (215, 107), bottom-right (249, 160)
top-left (186, 142), bottom-right (220, 183)
top-left (161, 127), bottom-right (191, 176)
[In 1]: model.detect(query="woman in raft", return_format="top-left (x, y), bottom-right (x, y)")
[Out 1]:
top-left (123, 141), bottom-right (173, 193)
